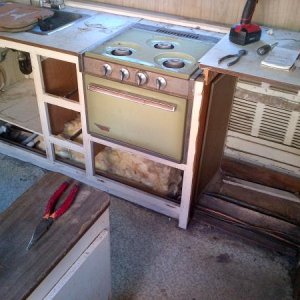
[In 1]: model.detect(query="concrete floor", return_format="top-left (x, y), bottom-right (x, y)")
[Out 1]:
top-left (0, 154), bottom-right (294, 300)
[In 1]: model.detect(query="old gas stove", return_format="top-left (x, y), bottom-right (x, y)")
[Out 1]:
top-left (84, 23), bottom-right (220, 96)
top-left (83, 23), bottom-right (220, 161)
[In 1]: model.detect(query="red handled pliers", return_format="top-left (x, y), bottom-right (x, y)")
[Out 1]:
top-left (27, 180), bottom-right (80, 250)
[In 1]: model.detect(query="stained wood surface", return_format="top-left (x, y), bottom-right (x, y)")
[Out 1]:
top-left (0, 2), bottom-right (53, 31)
top-left (194, 199), bottom-right (298, 257)
top-left (220, 176), bottom-right (300, 225)
top-left (198, 194), bottom-right (300, 252)
top-left (197, 74), bottom-right (236, 192)
top-left (0, 172), bottom-right (110, 300)
top-left (222, 156), bottom-right (300, 193)
top-left (42, 58), bottom-right (78, 98)
top-left (91, 0), bottom-right (300, 31)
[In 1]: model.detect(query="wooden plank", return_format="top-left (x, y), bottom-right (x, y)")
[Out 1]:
top-left (87, 0), bottom-right (300, 31)
top-left (198, 194), bottom-right (300, 246)
top-left (0, 172), bottom-right (110, 300)
top-left (221, 155), bottom-right (300, 193)
top-left (219, 176), bottom-right (300, 225)
top-left (193, 206), bottom-right (298, 257)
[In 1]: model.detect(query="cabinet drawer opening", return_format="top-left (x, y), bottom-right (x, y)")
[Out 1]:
top-left (92, 142), bottom-right (183, 202)
top-left (47, 104), bottom-right (82, 145)
top-left (41, 57), bottom-right (79, 101)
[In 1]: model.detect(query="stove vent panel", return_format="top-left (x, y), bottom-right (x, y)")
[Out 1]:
top-left (133, 23), bottom-right (220, 43)
top-left (156, 28), bottom-right (220, 43)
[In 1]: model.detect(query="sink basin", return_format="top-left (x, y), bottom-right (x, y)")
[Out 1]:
top-left (29, 10), bottom-right (89, 35)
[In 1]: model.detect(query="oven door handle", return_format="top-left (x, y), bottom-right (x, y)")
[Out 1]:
top-left (87, 83), bottom-right (177, 112)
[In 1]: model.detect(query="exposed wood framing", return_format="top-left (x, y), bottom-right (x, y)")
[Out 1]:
top-left (196, 194), bottom-right (300, 256)
top-left (221, 155), bottom-right (300, 194)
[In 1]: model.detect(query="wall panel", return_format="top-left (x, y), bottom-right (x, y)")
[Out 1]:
top-left (92, 0), bottom-right (300, 30)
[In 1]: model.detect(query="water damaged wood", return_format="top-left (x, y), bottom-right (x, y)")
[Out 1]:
top-left (0, 173), bottom-right (109, 300)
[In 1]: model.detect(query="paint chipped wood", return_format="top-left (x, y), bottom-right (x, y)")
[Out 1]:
top-left (0, 172), bottom-right (110, 300)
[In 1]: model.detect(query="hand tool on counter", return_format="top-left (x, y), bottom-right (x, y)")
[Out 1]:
top-left (27, 180), bottom-right (80, 250)
top-left (256, 42), bottom-right (279, 55)
top-left (218, 49), bottom-right (248, 67)
top-left (229, 0), bottom-right (261, 45)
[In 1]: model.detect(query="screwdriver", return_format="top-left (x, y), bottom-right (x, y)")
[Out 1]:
top-left (256, 42), bottom-right (278, 55)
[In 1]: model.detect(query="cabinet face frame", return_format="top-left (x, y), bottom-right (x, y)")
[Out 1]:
top-left (0, 39), bottom-right (207, 229)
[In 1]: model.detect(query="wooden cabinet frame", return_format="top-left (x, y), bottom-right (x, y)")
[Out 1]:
top-left (0, 39), bottom-right (216, 229)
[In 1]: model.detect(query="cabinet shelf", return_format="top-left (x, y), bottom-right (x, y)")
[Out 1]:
top-left (0, 78), bottom-right (42, 134)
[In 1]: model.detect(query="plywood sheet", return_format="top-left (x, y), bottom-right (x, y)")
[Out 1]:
top-left (94, 0), bottom-right (300, 31)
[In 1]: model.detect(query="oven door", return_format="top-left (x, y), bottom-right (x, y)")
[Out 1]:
top-left (85, 74), bottom-right (188, 162)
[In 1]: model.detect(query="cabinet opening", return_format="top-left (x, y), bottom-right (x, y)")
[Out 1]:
top-left (41, 57), bottom-right (79, 101)
top-left (0, 121), bottom-right (46, 156)
top-left (92, 142), bottom-right (183, 201)
top-left (0, 48), bottom-right (42, 134)
top-left (53, 144), bottom-right (85, 169)
top-left (47, 104), bottom-right (82, 145)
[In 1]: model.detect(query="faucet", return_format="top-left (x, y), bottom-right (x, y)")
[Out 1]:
top-left (39, 0), bottom-right (65, 9)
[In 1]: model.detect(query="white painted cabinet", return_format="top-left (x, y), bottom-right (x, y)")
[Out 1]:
top-left (0, 36), bottom-right (206, 229)
top-left (28, 209), bottom-right (111, 300)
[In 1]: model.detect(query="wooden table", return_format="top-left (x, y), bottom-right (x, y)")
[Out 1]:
top-left (0, 173), bottom-right (111, 300)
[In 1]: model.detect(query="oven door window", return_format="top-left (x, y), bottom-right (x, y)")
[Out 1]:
top-left (85, 74), bottom-right (187, 162)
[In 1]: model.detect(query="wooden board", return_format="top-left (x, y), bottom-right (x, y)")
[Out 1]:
top-left (0, 2), bottom-right (53, 31)
top-left (196, 74), bottom-right (236, 192)
top-left (197, 194), bottom-right (300, 254)
top-left (91, 0), bottom-right (300, 31)
top-left (221, 155), bottom-right (300, 194)
top-left (0, 172), bottom-right (110, 300)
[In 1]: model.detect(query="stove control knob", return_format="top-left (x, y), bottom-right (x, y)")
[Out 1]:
top-left (120, 68), bottom-right (130, 81)
top-left (136, 72), bottom-right (148, 86)
top-left (103, 64), bottom-right (112, 77)
top-left (156, 77), bottom-right (167, 90)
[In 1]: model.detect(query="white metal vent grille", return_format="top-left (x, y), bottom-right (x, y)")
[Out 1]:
top-left (226, 82), bottom-right (300, 174)
top-left (291, 120), bottom-right (300, 149)
top-left (258, 106), bottom-right (291, 144)
top-left (228, 98), bottom-right (256, 135)
top-left (229, 93), bottom-right (300, 150)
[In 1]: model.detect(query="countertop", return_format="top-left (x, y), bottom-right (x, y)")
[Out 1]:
top-left (0, 173), bottom-right (110, 300)
top-left (199, 28), bottom-right (300, 90)
top-left (0, 6), bottom-right (140, 55)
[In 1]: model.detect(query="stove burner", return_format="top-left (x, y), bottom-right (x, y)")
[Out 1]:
top-left (163, 58), bottom-right (185, 69)
top-left (154, 42), bottom-right (175, 50)
top-left (111, 47), bottom-right (133, 56)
